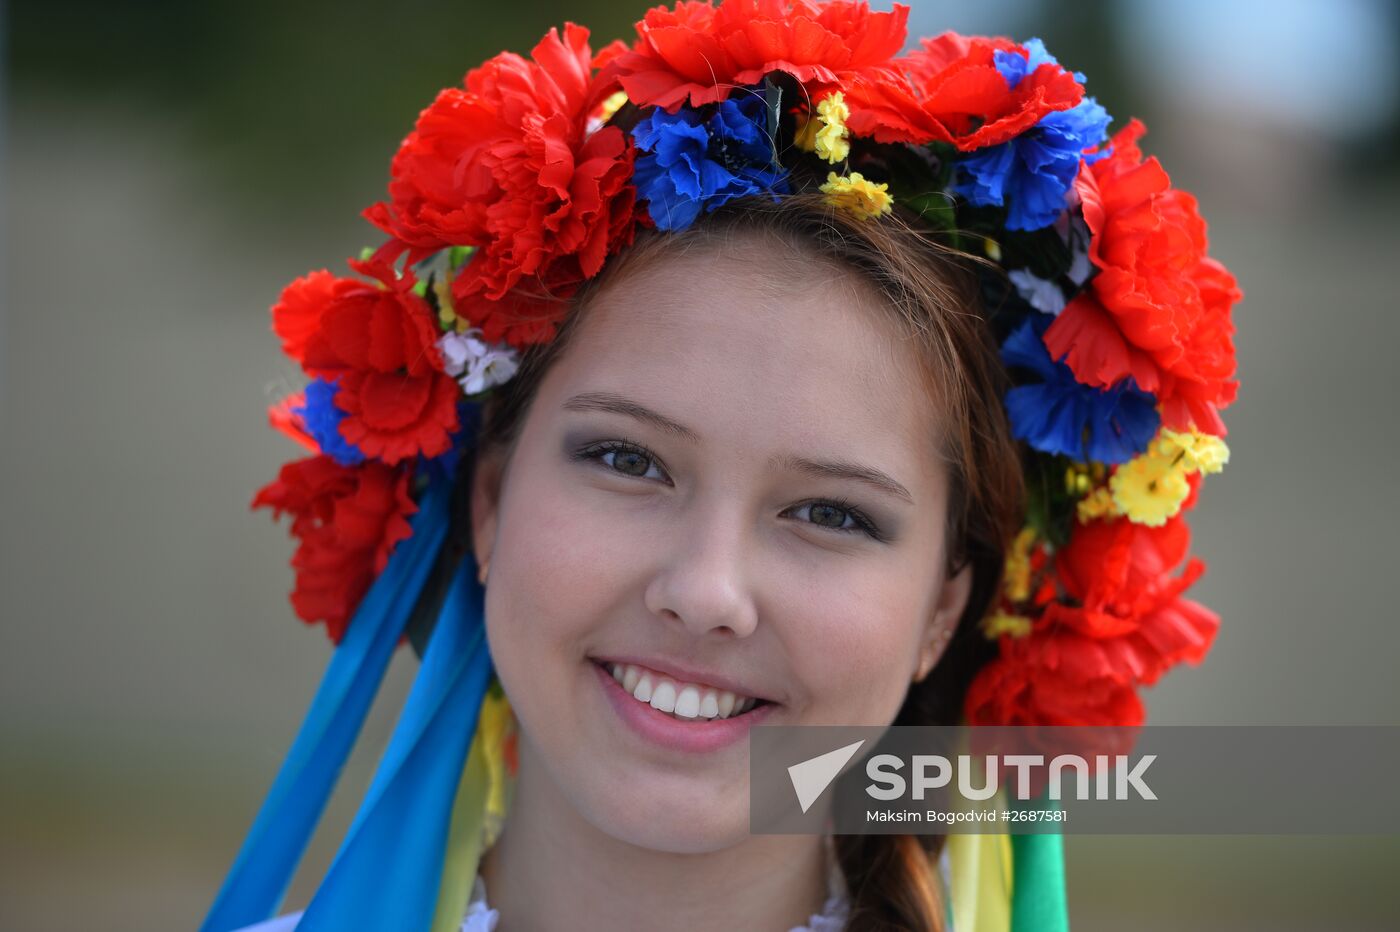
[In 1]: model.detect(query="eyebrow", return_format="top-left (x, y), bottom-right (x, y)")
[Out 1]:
top-left (561, 391), bottom-right (915, 505)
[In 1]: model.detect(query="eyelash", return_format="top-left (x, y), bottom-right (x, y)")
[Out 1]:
top-left (571, 439), bottom-right (889, 542)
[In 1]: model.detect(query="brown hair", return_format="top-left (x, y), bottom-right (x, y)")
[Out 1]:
top-left (468, 192), bottom-right (1024, 931)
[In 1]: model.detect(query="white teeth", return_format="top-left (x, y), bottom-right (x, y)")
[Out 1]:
top-left (649, 680), bottom-right (677, 714)
top-left (606, 662), bottom-right (761, 721)
top-left (674, 686), bottom-right (701, 719)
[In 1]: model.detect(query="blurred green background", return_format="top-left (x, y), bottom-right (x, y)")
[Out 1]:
top-left (3, 1), bottom-right (1399, 929)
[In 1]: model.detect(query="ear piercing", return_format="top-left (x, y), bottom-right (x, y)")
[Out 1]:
top-left (477, 558), bottom-right (491, 586)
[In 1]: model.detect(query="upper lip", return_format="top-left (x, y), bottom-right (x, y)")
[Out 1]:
top-left (592, 654), bottom-right (779, 704)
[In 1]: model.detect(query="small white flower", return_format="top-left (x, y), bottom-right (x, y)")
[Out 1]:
top-left (1009, 269), bottom-right (1067, 315)
top-left (437, 328), bottom-right (519, 394)
top-left (461, 349), bottom-right (520, 395)
top-left (437, 331), bottom-right (473, 378)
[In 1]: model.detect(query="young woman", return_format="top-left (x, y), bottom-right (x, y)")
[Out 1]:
top-left (205, 3), bottom-right (1239, 930)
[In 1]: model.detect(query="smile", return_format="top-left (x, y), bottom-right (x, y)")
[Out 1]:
top-left (603, 661), bottom-right (763, 721)
top-left (590, 660), bottom-right (776, 754)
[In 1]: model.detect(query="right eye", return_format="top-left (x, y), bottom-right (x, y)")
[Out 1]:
top-left (574, 440), bottom-right (671, 483)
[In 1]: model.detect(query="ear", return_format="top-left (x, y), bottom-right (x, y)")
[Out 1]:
top-left (470, 444), bottom-right (507, 571)
top-left (912, 559), bottom-right (974, 683)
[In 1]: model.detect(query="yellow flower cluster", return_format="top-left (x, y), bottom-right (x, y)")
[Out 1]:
top-left (820, 171), bottom-right (893, 221)
top-left (1076, 427), bottom-right (1231, 527)
top-left (983, 611), bottom-right (1033, 639)
top-left (814, 92), bottom-right (851, 163)
top-left (434, 276), bottom-right (462, 331)
top-left (794, 92), bottom-right (851, 164)
top-left (1076, 487), bottom-right (1119, 522)
top-left (1002, 527), bottom-right (1039, 603)
top-left (597, 90), bottom-right (628, 123)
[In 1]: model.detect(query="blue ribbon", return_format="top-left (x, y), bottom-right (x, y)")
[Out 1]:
top-left (202, 479), bottom-right (452, 932)
top-left (297, 557), bottom-right (493, 930)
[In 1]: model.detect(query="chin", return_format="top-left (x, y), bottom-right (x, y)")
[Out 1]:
top-left (579, 780), bottom-right (750, 854)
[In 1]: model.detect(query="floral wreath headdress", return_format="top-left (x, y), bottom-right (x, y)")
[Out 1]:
top-left (206, 4), bottom-right (1240, 931)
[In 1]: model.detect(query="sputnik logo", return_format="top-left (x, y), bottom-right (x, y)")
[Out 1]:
top-left (787, 739), bottom-right (866, 813)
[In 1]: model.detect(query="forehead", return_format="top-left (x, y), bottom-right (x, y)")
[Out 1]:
top-left (542, 241), bottom-right (949, 493)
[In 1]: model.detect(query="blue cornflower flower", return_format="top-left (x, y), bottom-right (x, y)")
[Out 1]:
top-left (950, 39), bottom-right (1112, 232)
top-left (295, 377), bottom-right (365, 466)
top-left (1000, 314), bottom-right (1159, 464)
top-left (995, 37), bottom-right (1085, 87)
top-left (632, 94), bottom-right (789, 231)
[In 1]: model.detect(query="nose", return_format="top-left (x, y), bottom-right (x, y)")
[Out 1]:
top-left (643, 506), bottom-right (759, 639)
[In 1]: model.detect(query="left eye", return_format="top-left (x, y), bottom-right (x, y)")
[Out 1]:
top-left (784, 500), bottom-right (874, 537)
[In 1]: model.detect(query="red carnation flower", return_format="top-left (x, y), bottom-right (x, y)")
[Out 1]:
top-left (1045, 120), bottom-right (1242, 436)
top-left (252, 455), bottom-right (417, 642)
top-left (966, 628), bottom-right (1146, 728)
top-left (599, 0), bottom-right (910, 111)
top-left (364, 23), bottom-right (639, 348)
top-left (966, 513), bottom-right (1219, 727)
top-left (843, 32), bottom-right (1085, 149)
top-left (1043, 514), bottom-right (1219, 679)
top-left (266, 392), bottom-right (318, 454)
top-left (271, 261), bottom-right (459, 464)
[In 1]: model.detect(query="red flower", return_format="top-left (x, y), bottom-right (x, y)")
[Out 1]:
top-left (966, 628), bottom-right (1146, 727)
top-left (252, 455), bottom-right (417, 642)
top-left (364, 23), bottom-right (639, 348)
top-left (1045, 515), bottom-right (1219, 680)
top-left (266, 392), bottom-right (318, 454)
top-left (599, 0), bottom-right (910, 112)
top-left (271, 261), bottom-right (459, 464)
top-left (1044, 120), bottom-right (1241, 436)
top-left (843, 32), bottom-right (1085, 149)
top-left (966, 514), bottom-right (1219, 727)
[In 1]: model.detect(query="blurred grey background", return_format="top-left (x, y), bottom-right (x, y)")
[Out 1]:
top-left (3, 1), bottom-right (1398, 929)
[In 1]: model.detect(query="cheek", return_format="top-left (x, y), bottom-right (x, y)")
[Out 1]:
top-left (775, 562), bottom-right (928, 726)
top-left (482, 456), bottom-right (651, 678)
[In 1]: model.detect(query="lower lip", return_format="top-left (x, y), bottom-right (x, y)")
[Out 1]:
top-left (591, 660), bottom-right (777, 754)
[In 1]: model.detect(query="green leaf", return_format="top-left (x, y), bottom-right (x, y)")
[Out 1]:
top-left (449, 245), bottom-right (475, 271)
top-left (763, 74), bottom-right (784, 173)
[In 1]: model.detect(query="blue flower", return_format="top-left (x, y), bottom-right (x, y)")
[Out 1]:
top-left (295, 377), bottom-right (365, 466)
top-left (632, 94), bottom-right (789, 231)
top-left (1000, 314), bottom-right (1159, 464)
top-left (950, 39), bottom-right (1111, 232)
top-left (994, 37), bottom-right (1084, 88)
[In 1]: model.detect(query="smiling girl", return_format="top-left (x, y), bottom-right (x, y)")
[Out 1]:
top-left (206, 4), bottom-right (1239, 931)
top-left (463, 197), bottom-right (1023, 930)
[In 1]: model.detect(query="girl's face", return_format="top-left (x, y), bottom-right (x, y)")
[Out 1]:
top-left (471, 241), bottom-right (971, 853)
